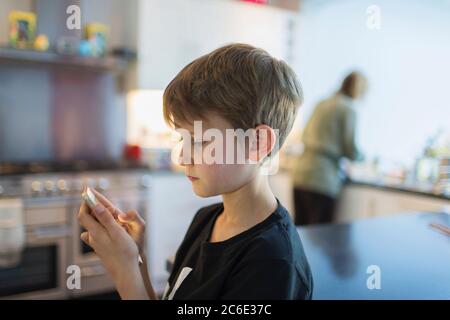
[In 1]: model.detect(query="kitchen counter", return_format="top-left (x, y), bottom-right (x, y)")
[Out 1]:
top-left (275, 167), bottom-right (449, 205)
top-left (299, 212), bottom-right (450, 299)
top-left (348, 178), bottom-right (450, 201)
top-left (166, 212), bottom-right (450, 299)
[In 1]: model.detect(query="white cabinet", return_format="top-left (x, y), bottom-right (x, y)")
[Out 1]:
top-left (132, 0), bottom-right (296, 89)
top-left (134, 0), bottom-right (188, 89)
top-left (145, 172), bottom-right (220, 294)
top-left (335, 184), bottom-right (450, 223)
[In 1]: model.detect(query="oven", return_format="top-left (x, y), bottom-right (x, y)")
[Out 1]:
top-left (0, 170), bottom-right (150, 299)
top-left (0, 197), bottom-right (70, 299)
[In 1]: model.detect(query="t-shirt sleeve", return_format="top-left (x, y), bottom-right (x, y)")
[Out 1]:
top-left (220, 259), bottom-right (309, 300)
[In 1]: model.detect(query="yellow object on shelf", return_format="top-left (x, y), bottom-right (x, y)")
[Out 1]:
top-left (84, 22), bottom-right (109, 57)
top-left (8, 11), bottom-right (37, 49)
top-left (34, 34), bottom-right (50, 52)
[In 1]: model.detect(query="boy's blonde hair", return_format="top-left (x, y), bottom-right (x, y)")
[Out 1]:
top-left (163, 43), bottom-right (303, 151)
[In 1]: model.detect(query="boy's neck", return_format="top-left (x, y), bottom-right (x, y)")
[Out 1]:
top-left (220, 173), bottom-right (277, 228)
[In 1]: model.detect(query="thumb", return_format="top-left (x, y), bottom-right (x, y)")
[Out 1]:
top-left (118, 210), bottom-right (145, 226)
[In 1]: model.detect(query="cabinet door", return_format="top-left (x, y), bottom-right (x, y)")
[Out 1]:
top-left (371, 189), bottom-right (449, 216)
top-left (335, 185), bottom-right (375, 222)
top-left (137, 0), bottom-right (190, 88)
top-left (136, 0), bottom-right (294, 89)
top-left (145, 173), bottom-right (220, 293)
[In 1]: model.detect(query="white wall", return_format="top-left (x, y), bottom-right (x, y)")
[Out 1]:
top-left (292, 0), bottom-right (450, 167)
top-left (81, 0), bottom-right (137, 49)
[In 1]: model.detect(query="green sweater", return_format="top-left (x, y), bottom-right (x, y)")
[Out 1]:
top-left (293, 93), bottom-right (361, 197)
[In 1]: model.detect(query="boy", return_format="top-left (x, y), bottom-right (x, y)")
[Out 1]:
top-left (78, 43), bottom-right (313, 300)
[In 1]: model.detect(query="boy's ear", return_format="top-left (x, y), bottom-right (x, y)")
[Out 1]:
top-left (248, 125), bottom-right (276, 163)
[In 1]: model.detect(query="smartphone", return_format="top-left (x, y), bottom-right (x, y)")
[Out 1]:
top-left (81, 187), bottom-right (97, 210)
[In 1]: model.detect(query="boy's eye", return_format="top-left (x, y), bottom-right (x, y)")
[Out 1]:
top-left (177, 136), bottom-right (212, 146)
top-left (193, 140), bottom-right (208, 146)
top-left (177, 137), bottom-right (199, 143)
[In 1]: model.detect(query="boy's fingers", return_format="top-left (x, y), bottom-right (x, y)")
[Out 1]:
top-left (119, 210), bottom-right (145, 233)
top-left (93, 203), bottom-right (123, 238)
top-left (80, 232), bottom-right (91, 246)
top-left (90, 188), bottom-right (124, 219)
top-left (119, 210), bottom-right (145, 225)
top-left (78, 204), bottom-right (103, 238)
top-left (79, 201), bottom-right (90, 215)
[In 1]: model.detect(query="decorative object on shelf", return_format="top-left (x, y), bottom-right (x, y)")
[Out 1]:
top-left (78, 39), bottom-right (93, 56)
top-left (111, 47), bottom-right (137, 61)
top-left (55, 36), bottom-right (79, 55)
top-left (83, 23), bottom-right (108, 57)
top-left (8, 11), bottom-right (36, 49)
top-left (33, 34), bottom-right (49, 52)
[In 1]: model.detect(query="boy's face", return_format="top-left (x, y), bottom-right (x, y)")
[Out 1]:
top-left (175, 113), bottom-right (257, 198)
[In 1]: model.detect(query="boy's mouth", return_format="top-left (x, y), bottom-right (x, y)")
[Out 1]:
top-left (187, 175), bottom-right (199, 182)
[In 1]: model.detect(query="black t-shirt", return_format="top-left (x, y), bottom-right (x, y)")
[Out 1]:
top-left (162, 200), bottom-right (314, 300)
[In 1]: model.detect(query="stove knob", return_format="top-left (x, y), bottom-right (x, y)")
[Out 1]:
top-left (31, 181), bottom-right (43, 194)
top-left (57, 179), bottom-right (68, 192)
top-left (44, 180), bottom-right (56, 193)
top-left (98, 178), bottom-right (110, 191)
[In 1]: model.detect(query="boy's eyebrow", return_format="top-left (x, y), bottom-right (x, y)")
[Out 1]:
top-left (174, 127), bottom-right (195, 136)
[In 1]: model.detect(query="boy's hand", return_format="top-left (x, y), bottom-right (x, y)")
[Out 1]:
top-left (78, 201), bottom-right (149, 299)
top-left (78, 201), bottom-right (140, 282)
top-left (90, 189), bottom-right (146, 256)
top-left (117, 210), bottom-right (146, 256)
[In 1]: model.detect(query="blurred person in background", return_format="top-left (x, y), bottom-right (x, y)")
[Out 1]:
top-left (292, 71), bottom-right (367, 225)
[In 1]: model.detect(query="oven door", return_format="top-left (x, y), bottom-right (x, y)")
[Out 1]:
top-left (0, 225), bottom-right (69, 299)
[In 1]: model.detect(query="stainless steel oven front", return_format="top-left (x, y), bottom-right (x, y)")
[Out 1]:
top-left (0, 197), bottom-right (70, 300)
top-left (0, 170), bottom-right (150, 299)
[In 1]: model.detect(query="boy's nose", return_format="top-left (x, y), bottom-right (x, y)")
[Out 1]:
top-left (178, 146), bottom-right (193, 166)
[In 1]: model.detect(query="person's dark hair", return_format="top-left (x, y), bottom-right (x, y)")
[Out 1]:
top-left (339, 71), bottom-right (367, 99)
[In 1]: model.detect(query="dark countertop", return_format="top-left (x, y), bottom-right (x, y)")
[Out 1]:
top-left (346, 179), bottom-right (450, 201)
top-left (298, 212), bottom-right (450, 299)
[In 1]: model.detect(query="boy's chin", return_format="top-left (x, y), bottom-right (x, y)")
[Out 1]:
top-left (191, 183), bottom-right (220, 198)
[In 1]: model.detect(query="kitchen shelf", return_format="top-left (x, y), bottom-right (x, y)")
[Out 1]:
top-left (0, 46), bottom-right (129, 72)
